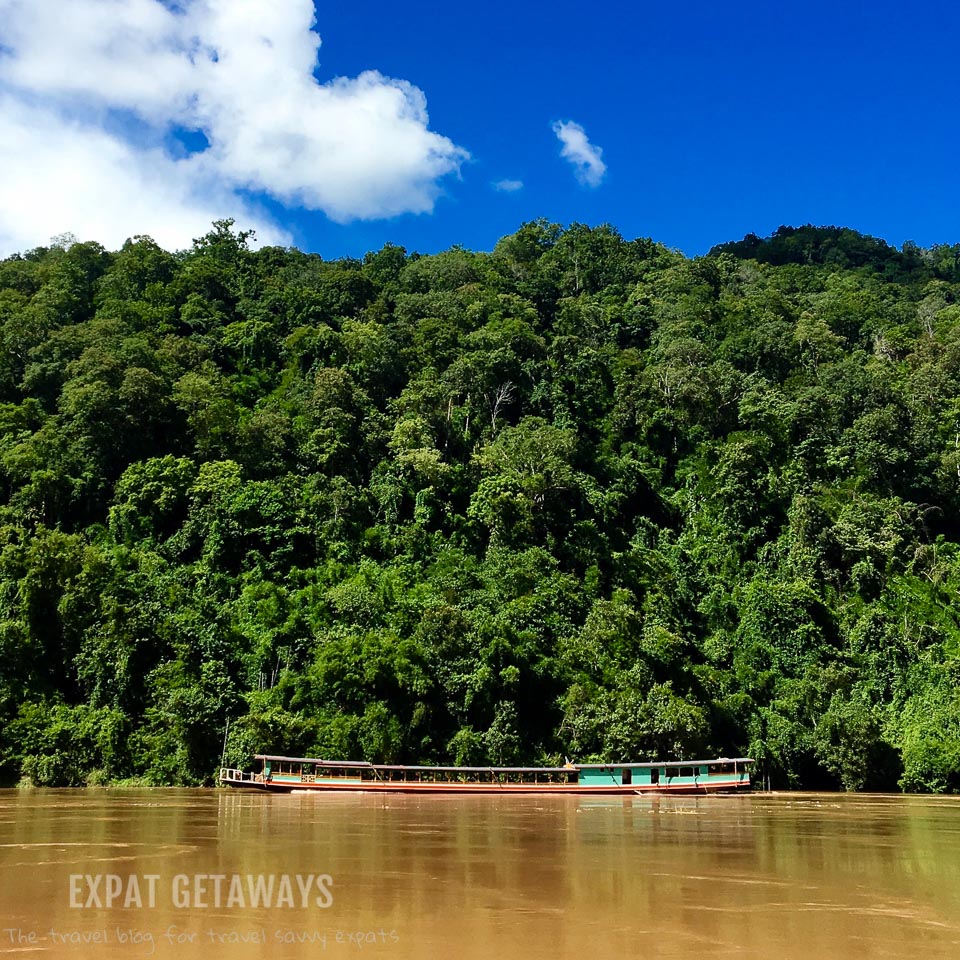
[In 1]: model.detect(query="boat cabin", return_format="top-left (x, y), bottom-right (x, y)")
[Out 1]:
top-left (577, 759), bottom-right (750, 788)
top-left (255, 756), bottom-right (580, 787)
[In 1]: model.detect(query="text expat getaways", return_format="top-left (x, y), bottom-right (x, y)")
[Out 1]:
top-left (68, 874), bottom-right (334, 910)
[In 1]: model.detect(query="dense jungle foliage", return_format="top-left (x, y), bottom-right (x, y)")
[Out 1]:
top-left (2, 219), bottom-right (960, 791)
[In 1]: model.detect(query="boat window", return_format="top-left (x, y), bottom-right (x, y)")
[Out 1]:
top-left (708, 762), bottom-right (736, 775)
top-left (665, 767), bottom-right (680, 779)
top-left (622, 768), bottom-right (632, 785)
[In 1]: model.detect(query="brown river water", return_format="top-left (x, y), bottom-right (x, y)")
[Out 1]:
top-left (2, 789), bottom-right (959, 959)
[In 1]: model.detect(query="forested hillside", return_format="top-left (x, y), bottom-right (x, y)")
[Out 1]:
top-left (2, 220), bottom-right (960, 791)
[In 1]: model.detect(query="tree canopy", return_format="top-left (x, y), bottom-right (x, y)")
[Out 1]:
top-left (2, 219), bottom-right (960, 792)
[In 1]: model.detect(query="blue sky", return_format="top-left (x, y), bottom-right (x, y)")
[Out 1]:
top-left (1, 0), bottom-right (958, 258)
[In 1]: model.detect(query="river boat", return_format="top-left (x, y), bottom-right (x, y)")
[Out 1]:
top-left (220, 755), bottom-right (753, 795)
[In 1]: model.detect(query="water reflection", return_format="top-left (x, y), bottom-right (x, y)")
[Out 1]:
top-left (1, 790), bottom-right (959, 958)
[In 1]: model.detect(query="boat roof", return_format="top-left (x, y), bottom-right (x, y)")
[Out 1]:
top-left (255, 756), bottom-right (573, 773)
top-left (255, 754), bottom-right (752, 771)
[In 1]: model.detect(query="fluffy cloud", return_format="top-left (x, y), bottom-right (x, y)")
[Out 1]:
top-left (492, 179), bottom-right (524, 193)
top-left (552, 120), bottom-right (606, 187)
top-left (0, 0), bottom-right (468, 254)
top-left (0, 94), bottom-right (290, 254)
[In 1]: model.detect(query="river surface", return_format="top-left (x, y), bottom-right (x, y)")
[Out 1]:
top-left (2, 789), bottom-right (960, 959)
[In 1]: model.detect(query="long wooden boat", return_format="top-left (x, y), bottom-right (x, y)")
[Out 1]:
top-left (220, 755), bottom-right (753, 795)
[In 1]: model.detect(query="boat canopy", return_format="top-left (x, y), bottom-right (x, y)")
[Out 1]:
top-left (255, 755), bottom-right (573, 774)
top-left (255, 754), bottom-right (752, 772)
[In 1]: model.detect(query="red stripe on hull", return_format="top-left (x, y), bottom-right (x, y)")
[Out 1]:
top-left (223, 779), bottom-right (750, 796)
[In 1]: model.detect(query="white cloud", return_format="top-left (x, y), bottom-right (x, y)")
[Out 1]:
top-left (552, 120), bottom-right (606, 187)
top-left (0, 0), bottom-right (468, 254)
top-left (0, 94), bottom-right (290, 254)
top-left (492, 179), bottom-right (524, 193)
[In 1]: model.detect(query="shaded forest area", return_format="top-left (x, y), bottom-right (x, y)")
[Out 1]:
top-left (2, 220), bottom-right (960, 791)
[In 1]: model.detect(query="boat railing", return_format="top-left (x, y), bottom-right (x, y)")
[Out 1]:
top-left (220, 767), bottom-right (260, 784)
top-left (364, 766), bottom-right (578, 786)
